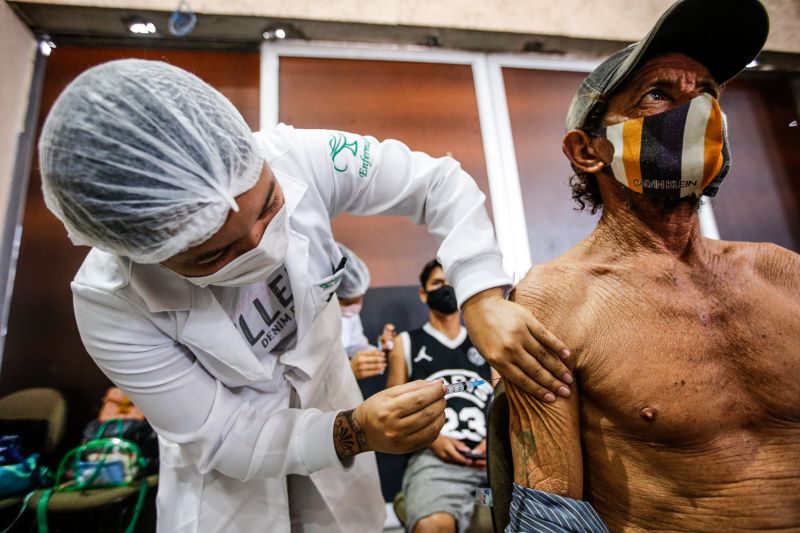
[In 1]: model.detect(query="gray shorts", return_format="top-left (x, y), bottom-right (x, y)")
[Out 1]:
top-left (402, 449), bottom-right (487, 532)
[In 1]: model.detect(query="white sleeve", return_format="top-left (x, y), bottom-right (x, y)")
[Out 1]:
top-left (72, 282), bottom-right (348, 480)
top-left (399, 331), bottom-right (413, 377)
top-left (285, 127), bottom-right (512, 306)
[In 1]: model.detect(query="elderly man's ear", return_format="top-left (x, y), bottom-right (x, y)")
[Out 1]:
top-left (562, 130), bottom-right (613, 174)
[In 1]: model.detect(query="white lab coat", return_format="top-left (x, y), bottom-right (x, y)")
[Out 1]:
top-left (70, 124), bottom-right (511, 532)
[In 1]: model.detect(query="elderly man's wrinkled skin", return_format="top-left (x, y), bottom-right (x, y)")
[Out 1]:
top-left (507, 54), bottom-right (800, 531)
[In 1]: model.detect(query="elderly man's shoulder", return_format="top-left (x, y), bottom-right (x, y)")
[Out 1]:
top-left (511, 254), bottom-right (602, 331)
top-left (712, 239), bottom-right (800, 294)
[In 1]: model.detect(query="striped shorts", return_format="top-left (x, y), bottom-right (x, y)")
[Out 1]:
top-left (506, 483), bottom-right (609, 533)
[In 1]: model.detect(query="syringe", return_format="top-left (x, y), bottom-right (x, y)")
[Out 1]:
top-left (444, 377), bottom-right (502, 394)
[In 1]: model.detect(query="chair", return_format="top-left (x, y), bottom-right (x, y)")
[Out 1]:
top-left (0, 388), bottom-right (158, 532)
top-left (0, 388), bottom-right (67, 529)
top-left (25, 474), bottom-right (158, 532)
top-left (0, 387), bottom-right (67, 457)
top-left (486, 381), bottom-right (512, 533)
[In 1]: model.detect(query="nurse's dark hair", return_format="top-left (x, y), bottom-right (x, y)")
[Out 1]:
top-left (419, 259), bottom-right (442, 288)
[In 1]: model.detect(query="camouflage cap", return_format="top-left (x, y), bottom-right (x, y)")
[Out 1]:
top-left (565, 0), bottom-right (769, 132)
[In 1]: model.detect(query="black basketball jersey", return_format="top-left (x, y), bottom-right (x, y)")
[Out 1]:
top-left (402, 323), bottom-right (493, 447)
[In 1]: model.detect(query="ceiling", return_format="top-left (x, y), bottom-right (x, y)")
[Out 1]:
top-left (9, 1), bottom-right (800, 73)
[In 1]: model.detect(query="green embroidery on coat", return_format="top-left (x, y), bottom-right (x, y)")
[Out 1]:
top-left (329, 133), bottom-right (358, 172)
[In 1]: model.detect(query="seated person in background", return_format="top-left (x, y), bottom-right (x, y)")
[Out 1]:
top-left (337, 242), bottom-right (392, 380)
top-left (505, 0), bottom-right (800, 531)
top-left (388, 259), bottom-right (498, 533)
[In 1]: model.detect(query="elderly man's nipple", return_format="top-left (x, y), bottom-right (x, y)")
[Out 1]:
top-left (640, 406), bottom-right (658, 422)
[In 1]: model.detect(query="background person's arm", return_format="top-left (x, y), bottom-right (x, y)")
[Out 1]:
top-left (385, 332), bottom-right (409, 388)
top-left (350, 349), bottom-right (386, 380)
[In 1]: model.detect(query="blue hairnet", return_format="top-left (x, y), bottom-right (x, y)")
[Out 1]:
top-left (336, 243), bottom-right (371, 298)
top-left (39, 59), bottom-right (263, 264)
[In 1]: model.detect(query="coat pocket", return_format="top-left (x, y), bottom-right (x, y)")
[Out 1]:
top-left (309, 270), bottom-right (344, 312)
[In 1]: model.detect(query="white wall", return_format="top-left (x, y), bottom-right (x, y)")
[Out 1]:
top-left (12, 0), bottom-right (800, 54)
top-left (0, 1), bottom-right (36, 229)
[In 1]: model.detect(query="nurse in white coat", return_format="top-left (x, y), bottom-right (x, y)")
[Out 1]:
top-left (335, 243), bottom-right (388, 380)
top-left (37, 60), bottom-right (573, 532)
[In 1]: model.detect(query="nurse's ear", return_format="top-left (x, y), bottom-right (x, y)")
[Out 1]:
top-left (562, 130), bottom-right (612, 174)
top-left (419, 287), bottom-right (428, 305)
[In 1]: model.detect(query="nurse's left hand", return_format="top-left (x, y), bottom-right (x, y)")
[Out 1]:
top-left (462, 287), bottom-right (572, 403)
top-left (333, 380), bottom-right (446, 461)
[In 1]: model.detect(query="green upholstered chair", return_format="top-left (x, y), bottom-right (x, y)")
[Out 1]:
top-left (0, 387), bottom-right (67, 457)
top-left (25, 474), bottom-right (158, 532)
top-left (0, 388), bottom-right (68, 529)
top-left (0, 388), bottom-right (158, 532)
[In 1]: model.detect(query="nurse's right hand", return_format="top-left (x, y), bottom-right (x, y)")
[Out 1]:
top-left (333, 380), bottom-right (447, 460)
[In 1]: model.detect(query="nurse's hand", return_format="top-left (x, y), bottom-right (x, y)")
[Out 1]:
top-left (333, 380), bottom-right (446, 460)
top-left (462, 287), bottom-right (572, 403)
top-left (350, 349), bottom-right (386, 380)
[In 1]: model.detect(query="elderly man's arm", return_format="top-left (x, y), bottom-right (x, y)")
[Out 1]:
top-left (506, 382), bottom-right (582, 496)
top-left (508, 278), bottom-right (584, 493)
top-left (504, 275), bottom-right (609, 532)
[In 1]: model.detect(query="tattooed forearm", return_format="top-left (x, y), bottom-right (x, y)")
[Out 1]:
top-left (334, 409), bottom-right (371, 461)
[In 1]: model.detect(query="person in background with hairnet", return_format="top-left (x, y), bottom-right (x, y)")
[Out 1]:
top-left (336, 243), bottom-right (394, 381)
top-left (38, 59), bottom-right (571, 532)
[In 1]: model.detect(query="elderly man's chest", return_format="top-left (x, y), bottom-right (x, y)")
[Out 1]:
top-left (577, 281), bottom-right (800, 443)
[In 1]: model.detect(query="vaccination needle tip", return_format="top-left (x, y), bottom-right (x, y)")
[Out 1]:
top-left (443, 376), bottom-right (503, 394)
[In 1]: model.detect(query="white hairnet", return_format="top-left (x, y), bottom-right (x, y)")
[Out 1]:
top-left (336, 243), bottom-right (371, 298)
top-left (39, 59), bottom-right (263, 264)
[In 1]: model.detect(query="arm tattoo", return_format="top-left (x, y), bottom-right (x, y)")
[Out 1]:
top-left (514, 429), bottom-right (537, 462)
top-left (334, 409), bottom-right (371, 461)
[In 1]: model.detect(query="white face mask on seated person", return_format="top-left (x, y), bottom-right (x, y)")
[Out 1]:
top-left (340, 302), bottom-right (363, 318)
top-left (183, 204), bottom-right (290, 288)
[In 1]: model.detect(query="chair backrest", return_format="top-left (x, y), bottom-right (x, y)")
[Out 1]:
top-left (0, 387), bottom-right (67, 455)
top-left (486, 381), bottom-right (512, 533)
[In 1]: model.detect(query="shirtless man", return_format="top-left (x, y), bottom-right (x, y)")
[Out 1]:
top-left (504, 0), bottom-right (800, 531)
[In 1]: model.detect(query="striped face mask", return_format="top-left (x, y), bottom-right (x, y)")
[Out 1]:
top-left (592, 93), bottom-right (730, 199)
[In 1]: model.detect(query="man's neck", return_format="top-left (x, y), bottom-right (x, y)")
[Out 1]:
top-left (589, 182), bottom-right (708, 262)
top-left (428, 310), bottom-right (462, 339)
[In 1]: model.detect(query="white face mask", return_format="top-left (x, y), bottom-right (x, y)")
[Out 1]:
top-left (340, 302), bottom-right (363, 318)
top-left (185, 205), bottom-right (290, 288)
